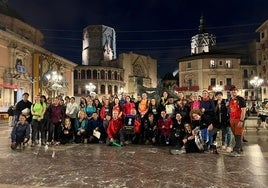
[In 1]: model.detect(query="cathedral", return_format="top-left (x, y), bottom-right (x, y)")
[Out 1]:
top-left (74, 25), bottom-right (157, 99)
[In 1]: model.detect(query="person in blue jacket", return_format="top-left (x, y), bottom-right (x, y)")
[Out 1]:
top-left (87, 112), bottom-right (105, 143)
top-left (74, 110), bottom-right (88, 143)
top-left (10, 114), bottom-right (30, 150)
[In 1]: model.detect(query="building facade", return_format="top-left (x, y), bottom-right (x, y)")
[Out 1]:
top-left (119, 52), bottom-right (157, 98)
top-left (176, 16), bottom-right (257, 100)
top-left (0, 12), bottom-right (76, 109)
top-left (74, 25), bottom-right (157, 99)
top-left (177, 54), bottom-right (244, 97)
top-left (256, 20), bottom-right (268, 101)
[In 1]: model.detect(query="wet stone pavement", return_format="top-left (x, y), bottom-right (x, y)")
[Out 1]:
top-left (0, 122), bottom-right (267, 188)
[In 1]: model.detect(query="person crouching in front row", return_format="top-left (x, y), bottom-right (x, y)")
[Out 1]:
top-left (182, 123), bottom-right (201, 153)
top-left (10, 114), bottom-right (30, 150)
top-left (74, 110), bottom-right (88, 143)
top-left (158, 110), bottom-right (173, 145)
top-left (106, 110), bottom-right (125, 146)
top-left (59, 117), bottom-right (74, 144)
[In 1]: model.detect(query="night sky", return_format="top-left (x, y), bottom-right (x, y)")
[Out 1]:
top-left (7, 0), bottom-right (268, 77)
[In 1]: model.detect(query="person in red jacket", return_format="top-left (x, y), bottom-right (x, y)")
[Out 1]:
top-left (158, 110), bottom-right (173, 145)
top-left (123, 108), bottom-right (141, 144)
top-left (122, 95), bottom-right (135, 118)
top-left (99, 98), bottom-right (112, 120)
top-left (106, 110), bottom-right (125, 146)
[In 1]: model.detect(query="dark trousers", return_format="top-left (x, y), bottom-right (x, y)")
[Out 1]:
top-left (233, 135), bottom-right (242, 152)
top-left (60, 133), bottom-right (73, 144)
top-left (106, 129), bottom-right (125, 145)
top-left (31, 119), bottom-right (46, 144)
top-left (48, 122), bottom-right (61, 142)
top-left (47, 120), bottom-right (53, 142)
top-left (144, 128), bottom-right (158, 144)
top-left (184, 139), bottom-right (200, 153)
top-left (74, 131), bottom-right (87, 143)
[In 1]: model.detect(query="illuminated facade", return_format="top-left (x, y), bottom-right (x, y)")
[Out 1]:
top-left (256, 20), bottom-right (268, 101)
top-left (75, 25), bottom-right (157, 99)
top-left (177, 16), bottom-right (257, 99)
top-left (0, 12), bottom-right (76, 108)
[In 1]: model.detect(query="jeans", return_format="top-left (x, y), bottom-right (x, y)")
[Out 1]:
top-left (200, 129), bottom-right (213, 146)
top-left (222, 126), bottom-right (233, 147)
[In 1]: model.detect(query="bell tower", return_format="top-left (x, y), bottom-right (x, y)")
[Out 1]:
top-left (191, 16), bottom-right (216, 55)
top-left (82, 25), bottom-right (116, 66)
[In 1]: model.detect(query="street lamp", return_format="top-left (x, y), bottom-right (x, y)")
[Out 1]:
top-left (43, 70), bottom-right (64, 97)
top-left (212, 85), bottom-right (223, 92)
top-left (250, 76), bottom-right (263, 102)
top-left (85, 82), bottom-right (96, 97)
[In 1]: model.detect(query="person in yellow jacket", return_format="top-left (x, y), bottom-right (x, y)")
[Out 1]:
top-left (31, 94), bottom-right (47, 146)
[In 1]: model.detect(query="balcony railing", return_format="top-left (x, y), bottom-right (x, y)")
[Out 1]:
top-left (175, 86), bottom-right (199, 92)
top-left (224, 85), bottom-right (232, 91)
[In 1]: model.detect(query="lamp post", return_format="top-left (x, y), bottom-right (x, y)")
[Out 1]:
top-left (212, 85), bottom-right (223, 92)
top-left (250, 76), bottom-right (263, 103)
top-left (43, 71), bottom-right (63, 98)
top-left (85, 82), bottom-right (96, 97)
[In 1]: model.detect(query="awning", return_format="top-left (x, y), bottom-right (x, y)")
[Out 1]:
top-left (0, 83), bottom-right (20, 89)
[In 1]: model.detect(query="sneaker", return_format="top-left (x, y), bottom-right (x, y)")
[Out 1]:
top-left (242, 138), bottom-right (248, 143)
top-left (144, 140), bottom-right (151, 145)
top-left (226, 147), bottom-right (232, 153)
top-left (124, 141), bottom-right (131, 145)
top-left (10, 143), bottom-right (17, 150)
top-left (170, 149), bottom-right (186, 155)
top-left (230, 150), bottom-right (242, 157)
top-left (212, 149), bottom-right (219, 154)
top-left (221, 145), bottom-right (226, 150)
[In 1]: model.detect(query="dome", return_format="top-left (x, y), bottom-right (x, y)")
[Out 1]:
top-left (0, 1), bottom-right (24, 21)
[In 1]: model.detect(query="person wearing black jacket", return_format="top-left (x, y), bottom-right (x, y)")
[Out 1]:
top-left (14, 92), bottom-right (32, 124)
top-left (170, 113), bottom-right (185, 148)
top-left (190, 109), bottom-right (217, 154)
top-left (143, 113), bottom-right (158, 145)
top-left (214, 91), bottom-right (232, 152)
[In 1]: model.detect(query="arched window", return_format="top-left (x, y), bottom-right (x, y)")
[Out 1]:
top-left (93, 70), bottom-right (97, 79)
top-left (87, 70), bottom-right (91, 79)
top-left (108, 70), bottom-right (112, 80)
top-left (114, 71), bottom-right (118, 80)
top-left (114, 85), bottom-right (118, 95)
top-left (108, 85), bottom-right (112, 94)
top-left (81, 70), bottom-right (85, 79)
top-left (133, 64), bottom-right (145, 77)
top-left (101, 85), bottom-right (105, 94)
top-left (100, 70), bottom-right (105, 79)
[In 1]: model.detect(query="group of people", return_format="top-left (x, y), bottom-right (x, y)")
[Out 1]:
top-left (10, 85), bottom-right (247, 156)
